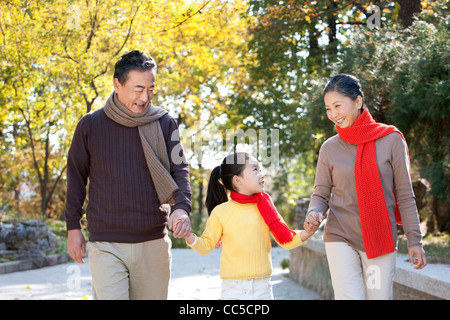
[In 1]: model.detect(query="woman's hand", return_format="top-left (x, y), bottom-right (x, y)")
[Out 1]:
top-left (408, 245), bottom-right (427, 269)
top-left (303, 211), bottom-right (325, 234)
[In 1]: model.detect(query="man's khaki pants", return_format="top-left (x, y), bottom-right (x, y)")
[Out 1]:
top-left (87, 236), bottom-right (172, 300)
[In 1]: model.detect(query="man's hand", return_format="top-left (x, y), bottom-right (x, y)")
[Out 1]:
top-left (67, 229), bottom-right (86, 264)
top-left (168, 209), bottom-right (192, 238)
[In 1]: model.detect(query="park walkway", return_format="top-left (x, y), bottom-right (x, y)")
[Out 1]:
top-left (0, 246), bottom-right (321, 300)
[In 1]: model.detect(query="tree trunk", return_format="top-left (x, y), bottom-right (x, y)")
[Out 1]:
top-left (433, 197), bottom-right (450, 233)
top-left (307, 24), bottom-right (321, 72)
top-left (397, 0), bottom-right (422, 28)
top-left (327, 1), bottom-right (338, 57)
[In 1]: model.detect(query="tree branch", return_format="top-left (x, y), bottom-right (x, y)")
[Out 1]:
top-left (44, 164), bottom-right (67, 219)
top-left (158, 0), bottom-right (213, 34)
top-left (112, 2), bottom-right (141, 58)
top-left (19, 107), bottom-right (43, 186)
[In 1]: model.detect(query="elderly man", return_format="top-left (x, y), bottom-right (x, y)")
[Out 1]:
top-left (64, 50), bottom-right (192, 300)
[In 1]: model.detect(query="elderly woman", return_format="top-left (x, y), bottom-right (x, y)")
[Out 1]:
top-left (305, 74), bottom-right (426, 300)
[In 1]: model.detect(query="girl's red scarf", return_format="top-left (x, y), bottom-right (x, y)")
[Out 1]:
top-left (336, 108), bottom-right (408, 259)
top-left (230, 190), bottom-right (296, 244)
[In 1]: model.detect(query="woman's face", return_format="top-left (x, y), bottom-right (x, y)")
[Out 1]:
top-left (324, 90), bottom-right (363, 128)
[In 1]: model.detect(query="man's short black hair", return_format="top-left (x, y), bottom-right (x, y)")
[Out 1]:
top-left (114, 50), bottom-right (157, 85)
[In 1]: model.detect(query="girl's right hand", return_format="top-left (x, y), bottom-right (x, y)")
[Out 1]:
top-left (185, 233), bottom-right (196, 245)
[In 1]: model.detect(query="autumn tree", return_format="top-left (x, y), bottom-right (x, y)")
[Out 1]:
top-left (0, 0), bottom-right (251, 223)
top-left (0, 0), bottom-right (144, 218)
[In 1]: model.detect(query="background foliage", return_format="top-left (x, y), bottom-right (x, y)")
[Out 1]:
top-left (0, 0), bottom-right (448, 237)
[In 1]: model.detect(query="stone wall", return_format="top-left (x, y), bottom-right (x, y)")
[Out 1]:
top-left (0, 220), bottom-right (68, 271)
top-left (289, 235), bottom-right (334, 300)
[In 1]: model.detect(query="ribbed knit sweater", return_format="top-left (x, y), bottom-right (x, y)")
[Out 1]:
top-left (188, 200), bottom-right (305, 279)
top-left (64, 108), bottom-right (191, 243)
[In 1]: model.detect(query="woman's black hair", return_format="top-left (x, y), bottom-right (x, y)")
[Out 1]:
top-left (205, 152), bottom-right (250, 215)
top-left (323, 73), bottom-right (366, 109)
top-left (114, 50), bottom-right (157, 85)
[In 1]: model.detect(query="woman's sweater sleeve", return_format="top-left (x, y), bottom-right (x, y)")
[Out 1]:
top-left (307, 143), bottom-right (332, 217)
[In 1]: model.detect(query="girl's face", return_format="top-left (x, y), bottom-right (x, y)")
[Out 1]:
top-left (324, 90), bottom-right (363, 128)
top-left (233, 156), bottom-right (265, 196)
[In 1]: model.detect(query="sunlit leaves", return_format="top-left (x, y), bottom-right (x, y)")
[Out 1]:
top-left (0, 0), bottom-right (252, 218)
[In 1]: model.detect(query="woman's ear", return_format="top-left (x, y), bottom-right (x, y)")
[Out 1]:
top-left (356, 96), bottom-right (363, 109)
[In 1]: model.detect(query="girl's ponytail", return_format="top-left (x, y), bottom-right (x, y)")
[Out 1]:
top-left (205, 152), bottom-right (250, 215)
top-left (205, 166), bottom-right (228, 215)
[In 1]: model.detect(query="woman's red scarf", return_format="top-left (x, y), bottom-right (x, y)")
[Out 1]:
top-left (336, 108), bottom-right (408, 259)
top-left (230, 190), bottom-right (296, 244)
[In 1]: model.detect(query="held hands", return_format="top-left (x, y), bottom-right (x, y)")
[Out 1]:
top-left (302, 212), bottom-right (325, 240)
top-left (168, 208), bottom-right (192, 238)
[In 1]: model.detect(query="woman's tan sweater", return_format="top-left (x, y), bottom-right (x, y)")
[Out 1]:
top-left (308, 132), bottom-right (422, 253)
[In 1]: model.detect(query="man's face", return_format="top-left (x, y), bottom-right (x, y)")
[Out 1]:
top-left (114, 69), bottom-right (156, 114)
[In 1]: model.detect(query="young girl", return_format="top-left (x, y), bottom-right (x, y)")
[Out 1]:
top-left (181, 152), bottom-right (322, 300)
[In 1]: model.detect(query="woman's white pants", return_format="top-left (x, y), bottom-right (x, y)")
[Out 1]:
top-left (325, 241), bottom-right (396, 300)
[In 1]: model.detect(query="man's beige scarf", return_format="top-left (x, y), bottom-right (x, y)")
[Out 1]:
top-left (104, 92), bottom-right (178, 205)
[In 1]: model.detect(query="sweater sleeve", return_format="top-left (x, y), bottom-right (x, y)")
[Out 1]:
top-left (187, 212), bottom-right (223, 255)
top-left (64, 116), bottom-right (90, 231)
top-left (274, 230), bottom-right (305, 250)
top-left (307, 142), bottom-right (332, 217)
top-left (161, 115), bottom-right (192, 214)
top-left (270, 213), bottom-right (305, 249)
top-left (391, 133), bottom-right (423, 248)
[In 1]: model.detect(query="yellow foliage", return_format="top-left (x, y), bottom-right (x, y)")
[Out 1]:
top-left (0, 0), bottom-right (253, 217)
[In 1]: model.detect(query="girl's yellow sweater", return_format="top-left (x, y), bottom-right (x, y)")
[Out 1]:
top-left (187, 200), bottom-right (305, 279)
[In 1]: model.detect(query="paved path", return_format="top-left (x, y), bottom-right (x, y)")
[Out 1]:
top-left (0, 247), bottom-right (321, 300)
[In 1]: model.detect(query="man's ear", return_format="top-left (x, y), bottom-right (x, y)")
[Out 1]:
top-left (113, 78), bottom-right (121, 92)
